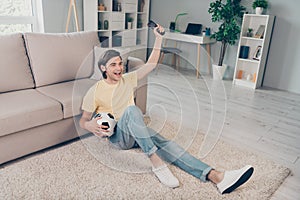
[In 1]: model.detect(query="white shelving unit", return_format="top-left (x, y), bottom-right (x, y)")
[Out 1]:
top-left (233, 14), bottom-right (275, 89)
top-left (83, 0), bottom-right (149, 60)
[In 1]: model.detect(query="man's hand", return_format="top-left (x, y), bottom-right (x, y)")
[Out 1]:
top-left (154, 25), bottom-right (165, 39)
top-left (85, 116), bottom-right (110, 137)
top-left (79, 111), bottom-right (110, 138)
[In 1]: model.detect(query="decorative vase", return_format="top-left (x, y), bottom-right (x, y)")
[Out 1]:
top-left (205, 28), bottom-right (211, 36)
top-left (255, 7), bottom-right (263, 15)
top-left (239, 46), bottom-right (250, 59)
top-left (117, 2), bottom-right (122, 12)
top-left (127, 22), bottom-right (132, 29)
top-left (104, 20), bottom-right (109, 30)
top-left (212, 64), bottom-right (227, 80)
top-left (139, 0), bottom-right (145, 12)
top-left (98, 3), bottom-right (106, 11)
top-left (98, 20), bottom-right (102, 30)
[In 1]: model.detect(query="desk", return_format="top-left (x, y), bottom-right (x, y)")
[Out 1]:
top-left (163, 32), bottom-right (216, 78)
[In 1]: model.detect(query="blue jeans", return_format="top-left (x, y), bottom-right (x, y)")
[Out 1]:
top-left (109, 106), bottom-right (212, 182)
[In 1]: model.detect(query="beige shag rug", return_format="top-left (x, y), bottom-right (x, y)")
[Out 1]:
top-left (0, 120), bottom-right (290, 200)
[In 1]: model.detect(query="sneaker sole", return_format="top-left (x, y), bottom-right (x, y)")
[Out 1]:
top-left (222, 167), bottom-right (254, 194)
top-left (156, 177), bottom-right (180, 188)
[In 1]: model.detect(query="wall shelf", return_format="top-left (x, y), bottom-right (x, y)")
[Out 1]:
top-left (83, 0), bottom-right (149, 60)
top-left (233, 14), bottom-right (275, 89)
top-left (241, 36), bottom-right (264, 41)
top-left (238, 58), bottom-right (260, 64)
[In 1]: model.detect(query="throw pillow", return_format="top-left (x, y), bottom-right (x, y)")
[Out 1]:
top-left (127, 56), bottom-right (145, 71)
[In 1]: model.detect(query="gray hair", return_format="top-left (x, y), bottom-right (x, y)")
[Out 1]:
top-left (98, 50), bottom-right (122, 79)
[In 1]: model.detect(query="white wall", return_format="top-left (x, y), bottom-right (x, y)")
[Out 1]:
top-left (262, 0), bottom-right (300, 94)
top-left (149, 0), bottom-right (221, 75)
top-left (149, 0), bottom-right (300, 94)
top-left (42, 0), bottom-right (300, 94)
top-left (42, 0), bottom-right (83, 33)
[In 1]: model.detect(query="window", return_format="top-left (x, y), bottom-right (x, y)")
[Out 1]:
top-left (0, 0), bottom-right (44, 33)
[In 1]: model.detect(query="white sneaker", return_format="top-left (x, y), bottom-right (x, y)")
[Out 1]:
top-left (217, 165), bottom-right (254, 194)
top-left (152, 164), bottom-right (180, 188)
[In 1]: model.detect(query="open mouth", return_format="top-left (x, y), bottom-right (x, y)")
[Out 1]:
top-left (114, 72), bottom-right (122, 76)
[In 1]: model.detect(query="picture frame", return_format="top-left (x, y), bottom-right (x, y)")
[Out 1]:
top-left (254, 25), bottom-right (265, 39)
top-left (253, 45), bottom-right (262, 61)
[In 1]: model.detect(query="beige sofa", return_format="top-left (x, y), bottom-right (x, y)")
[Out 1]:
top-left (0, 31), bottom-right (147, 165)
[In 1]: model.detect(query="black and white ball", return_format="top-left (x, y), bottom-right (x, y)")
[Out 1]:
top-left (94, 112), bottom-right (117, 137)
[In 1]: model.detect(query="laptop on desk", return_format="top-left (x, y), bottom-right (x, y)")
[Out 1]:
top-left (184, 23), bottom-right (202, 35)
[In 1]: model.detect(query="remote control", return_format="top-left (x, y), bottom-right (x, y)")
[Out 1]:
top-left (147, 20), bottom-right (165, 35)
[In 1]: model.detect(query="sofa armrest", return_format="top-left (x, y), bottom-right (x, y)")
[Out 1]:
top-left (127, 56), bottom-right (145, 71)
top-left (127, 56), bottom-right (147, 114)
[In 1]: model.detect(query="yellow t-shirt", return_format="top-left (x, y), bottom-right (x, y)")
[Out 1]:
top-left (82, 71), bottom-right (138, 120)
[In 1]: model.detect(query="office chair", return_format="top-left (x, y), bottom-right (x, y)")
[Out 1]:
top-left (157, 47), bottom-right (182, 74)
top-left (156, 23), bottom-right (202, 74)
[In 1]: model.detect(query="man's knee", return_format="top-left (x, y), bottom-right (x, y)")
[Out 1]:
top-left (125, 105), bottom-right (142, 117)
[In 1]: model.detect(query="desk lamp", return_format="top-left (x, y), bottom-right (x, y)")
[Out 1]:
top-left (171, 12), bottom-right (188, 32)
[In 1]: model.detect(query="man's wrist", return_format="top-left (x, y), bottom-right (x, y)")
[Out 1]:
top-left (83, 120), bottom-right (90, 130)
top-left (155, 37), bottom-right (163, 42)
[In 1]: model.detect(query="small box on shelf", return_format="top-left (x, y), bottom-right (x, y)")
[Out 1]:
top-left (236, 69), bottom-right (243, 79)
top-left (254, 25), bottom-right (265, 39)
top-left (112, 36), bottom-right (122, 47)
top-left (235, 68), bottom-right (257, 86)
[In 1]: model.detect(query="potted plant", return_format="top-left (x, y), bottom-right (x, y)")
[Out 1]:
top-left (208, 0), bottom-right (245, 80)
top-left (247, 28), bottom-right (253, 37)
top-left (252, 0), bottom-right (268, 15)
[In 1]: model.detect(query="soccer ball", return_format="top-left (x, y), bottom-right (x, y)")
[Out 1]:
top-left (94, 112), bottom-right (117, 137)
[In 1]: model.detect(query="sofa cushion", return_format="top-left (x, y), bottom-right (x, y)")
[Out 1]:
top-left (24, 31), bottom-right (99, 87)
top-left (37, 78), bottom-right (97, 118)
top-left (0, 89), bottom-right (63, 137)
top-left (0, 33), bottom-right (34, 93)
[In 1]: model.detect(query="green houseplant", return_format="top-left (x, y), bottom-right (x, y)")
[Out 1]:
top-left (252, 0), bottom-right (268, 14)
top-left (252, 0), bottom-right (268, 9)
top-left (208, 0), bottom-right (245, 79)
top-left (247, 28), bottom-right (253, 37)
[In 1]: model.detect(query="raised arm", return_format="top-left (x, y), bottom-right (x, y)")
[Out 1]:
top-left (136, 25), bottom-right (164, 80)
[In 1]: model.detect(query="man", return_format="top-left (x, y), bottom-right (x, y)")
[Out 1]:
top-left (79, 25), bottom-right (254, 194)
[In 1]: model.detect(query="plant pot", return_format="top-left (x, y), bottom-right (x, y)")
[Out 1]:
top-left (246, 32), bottom-right (253, 37)
top-left (212, 64), bottom-right (227, 80)
top-left (255, 7), bottom-right (263, 15)
top-left (127, 22), bottom-right (132, 29)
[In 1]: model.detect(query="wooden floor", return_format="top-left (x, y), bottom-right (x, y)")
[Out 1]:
top-left (146, 65), bottom-right (300, 199)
